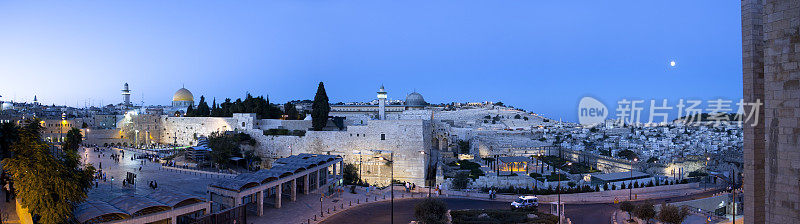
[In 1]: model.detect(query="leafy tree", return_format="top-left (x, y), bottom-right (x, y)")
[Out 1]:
top-left (81, 122), bottom-right (88, 129)
top-left (414, 198), bottom-right (448, 224)
top-left (342, 163), bottom-right (361, 185)
top-left (207, 131), bottom-right (241, 168)
top-left (196, 96), bottom-right (210, 116)
top-left (634, 203), bottom-right (656, 224)
top-left (284, 102), bottom-right (300, 120)
top-left (646, 157), bottom-right (659, 163)
top-left (657, 204), bottom-right (690, 224)
top-left (210, 98), bottom-right (224, 117)
top-left (457, 140), bottom-right (470, 154)
top-left (185, 104), bottom-right (195, 117)
top-left (3, 120), bottom-right (95, 224)
top-left (616, 149), bottom-right (638, 160)
top-left (451, 172), bottom-right (470, 190)
top-left (0, 122), bottom-right (19, 159)
top-left (311, 82), bottom-right (330, 131)
top-left (619, 201), bottom-right (635, 221)
top-left (63, 128), bottom-right (83, 152)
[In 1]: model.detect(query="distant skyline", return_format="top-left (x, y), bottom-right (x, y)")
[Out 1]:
top-left (0, 1), bottom-right (742, 121)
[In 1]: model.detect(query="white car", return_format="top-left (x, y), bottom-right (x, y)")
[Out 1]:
top-left (511, 196), bottom-right (539, 209)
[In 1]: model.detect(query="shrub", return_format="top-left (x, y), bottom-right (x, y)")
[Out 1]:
top-left (620, 201), bottom-right (635, 221)
top-left (452, 172), bottom-right (471, 190)
top-left (414, 198), bottom-right (448, 224)
top-left (292, 130), bottom-right (306, 136)
top-left (657, 204), bottom-right (690, 224)
top-left (634, 203), bottom-right (656, 223)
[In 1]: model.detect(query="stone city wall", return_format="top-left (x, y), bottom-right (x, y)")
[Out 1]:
top-left (249, 119), bottom-right (433, 186)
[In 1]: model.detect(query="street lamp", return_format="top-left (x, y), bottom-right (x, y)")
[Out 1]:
top-left (629, 158), bottom-right (638, 200)
top-left (557, 162), bottom-right (572, 224)
top-left (371, 149), bottom-right (394, 224)
top-left (60, 112), bottom-right (66, 144)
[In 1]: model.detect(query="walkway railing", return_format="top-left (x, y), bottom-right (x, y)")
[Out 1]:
top-left (160, 165), bottom-right (238, 178)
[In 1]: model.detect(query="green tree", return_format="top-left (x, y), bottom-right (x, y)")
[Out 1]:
top-left (185, 104), bottom-right (195, 117)
top-left (414, 198), bottom-right (449, 224)
top-left (616, 149), bottom-right (638, 160)
top-left (657, 204), bottom-right (690, 224)
top-left (451, 172), bottom-right (470, 190)
top-left (63, 128), bottom-right (83, 152)
top-left (0, 122), bottom-right (19, 159)
top-left (457, 140), bottom-right (470, 154)
top-left (196, 96), bottom-right (210, 116)
top-left (342, 163), bottom-right (360, 185)
top-left (207, 131), bottom-right (241, 168)
top-left (210, 98), bottom-right (224, 117)
top-left (619, 201), bottom-right (635, 221)
top-left (311, 82), bottom-right (330, 131)
top-left (634, 203), bottom-right (656, 224)
top-left (3, 120), bottom-right (95, 224)
top-left (284, 102), bottom-right (300, 120)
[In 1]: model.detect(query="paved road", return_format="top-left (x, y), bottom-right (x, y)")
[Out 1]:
top-left (320, 198), bottom-right (509, 224)
top-left (563, 188), bottom-right (724, 224)
top-left (321, 189), bottom-right (724, 224)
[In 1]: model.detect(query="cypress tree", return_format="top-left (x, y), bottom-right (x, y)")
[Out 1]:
top-left (196, 96), bottom-right (210, 116)
top-left (311, 82), bottom-right (330, 131)
top-left (284, 102), bottom-right (299, 120)
top-left (186, 104), bottom-right (195, 117)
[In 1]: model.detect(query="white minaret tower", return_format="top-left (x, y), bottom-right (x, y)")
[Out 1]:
top-left (377, 85), bottom-right (387, 120)
top-left (122, 83), bottom-right (131, 106)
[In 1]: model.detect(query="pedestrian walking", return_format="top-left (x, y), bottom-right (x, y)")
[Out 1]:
top-left (4, 182), bottom-right (10, 203)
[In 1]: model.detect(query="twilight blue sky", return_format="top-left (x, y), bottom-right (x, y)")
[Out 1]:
top-left (0, 1), bottom-right (742, 121)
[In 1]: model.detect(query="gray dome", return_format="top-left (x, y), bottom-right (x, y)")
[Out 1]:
top-left (404, 92), bottom-right (427, 106)
top-left (1, 102), bottom-right (13, 110)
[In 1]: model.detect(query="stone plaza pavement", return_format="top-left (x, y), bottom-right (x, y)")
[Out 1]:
top-left (0, 190), bottom-right (20, 224)
top-left (82, 147), bottom-right (228, 202)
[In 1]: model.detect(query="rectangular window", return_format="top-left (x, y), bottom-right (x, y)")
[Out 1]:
top-left (381, 134), bottom-right (385, 140)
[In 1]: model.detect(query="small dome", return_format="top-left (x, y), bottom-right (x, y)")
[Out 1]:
top-left (1, 102), bottom-right (14, 110)
top-left (404, 92), bottom-right (427, 106)
top-left (173, 88), bottom-right (194, 102)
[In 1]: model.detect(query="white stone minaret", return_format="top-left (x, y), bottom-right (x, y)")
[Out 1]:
top-left (122, 83), bottom-right (131, 106)
top-left (377, 85), bottom-right (387, 120)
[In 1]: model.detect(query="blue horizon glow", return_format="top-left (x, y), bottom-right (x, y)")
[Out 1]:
top-left (0, 1), bottom-right (742, 121)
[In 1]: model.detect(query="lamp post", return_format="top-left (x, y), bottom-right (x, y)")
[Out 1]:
top-left (705, 157), bottom-right (711, 190)
top-left (557, 162), bottom-right (572, 224)
top-left (371, 150), bottom-right (394, 224)
top-left (629, 158), bottom-right (638, 200)
top-left (60, 112), bottom-right (66, 144)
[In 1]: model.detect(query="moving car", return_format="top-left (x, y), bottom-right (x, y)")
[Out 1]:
top-left (511, 195), bottom-right (538, 209)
